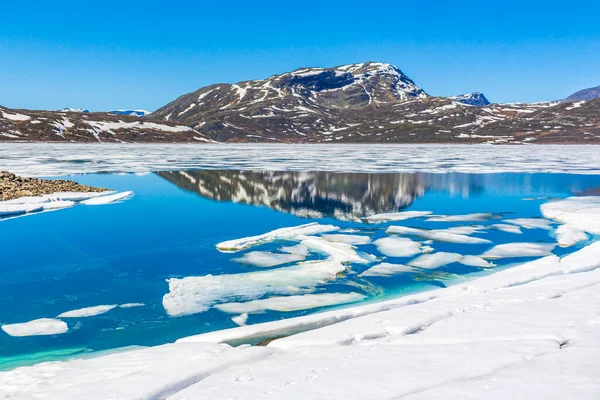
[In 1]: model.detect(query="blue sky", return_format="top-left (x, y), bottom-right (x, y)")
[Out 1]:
top-left (1, 0), bottom-right (598, 111)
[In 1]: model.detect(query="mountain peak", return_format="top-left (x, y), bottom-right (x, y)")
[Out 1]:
top-left (563, 85), bottom-right (600, 103)
top-left (450, 92), bottom-right (490, 106)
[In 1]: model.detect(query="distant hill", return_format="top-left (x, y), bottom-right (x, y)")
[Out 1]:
top-left (563, 85), bottom-right (600, 102)
top-left (449, 92), bottom-right (490, 106)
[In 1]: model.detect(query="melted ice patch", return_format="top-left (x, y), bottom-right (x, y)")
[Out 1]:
top-left (373, 237), bottom-right (421, 257)
top-left (232, 251), bottom-right (305, 268)
top-left (215, 293), bottom-right (365, 314)
top-left (365, 211), bottom-right (432, 223)
top-left (216, 223), bottom-right (339, 252)
top-left (408, 252), bottom-right (463, 269)
top-left (387, 226), bottom-right (491, 244)
top-left (2, 318), bottom-right (68, 337)
top-left (57, 305), bottom-right (118, 318)
top-left (162, 258), bottom-right (347, 317)
top-left (359, 263), bottom-right (416, 277)
top-left (481, 243), bottom-right (556, 259)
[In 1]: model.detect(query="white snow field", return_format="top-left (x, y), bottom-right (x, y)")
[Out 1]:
top-left (0, 197), bottom-right (599, 399)
top-left (1, 143), bottom-right (600, 176)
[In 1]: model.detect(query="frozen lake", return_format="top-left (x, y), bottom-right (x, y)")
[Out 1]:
top-left (1, 168), bottom-right (599, 369)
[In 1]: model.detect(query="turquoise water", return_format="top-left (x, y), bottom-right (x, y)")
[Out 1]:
top-left (1, 171), bottom-right (599, 369)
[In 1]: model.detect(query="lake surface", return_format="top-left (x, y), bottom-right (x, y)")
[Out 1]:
top-left (1, 170), bottom-right (599, 369)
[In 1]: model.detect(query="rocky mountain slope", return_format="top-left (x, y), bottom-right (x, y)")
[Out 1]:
top-left (2, 62), bottom-right (599, 144)
top-left (563, 85), bottom-right (600, 102)
top-left (0, 106), bottom-right (211, 143)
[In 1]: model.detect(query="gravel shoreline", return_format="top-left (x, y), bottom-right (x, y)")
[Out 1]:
top-left (0, 171), bottom-right (107, 201)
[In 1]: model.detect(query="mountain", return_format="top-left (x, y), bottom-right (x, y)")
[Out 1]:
top-left (108, 109), bottom-right (152, 117)
top-left (58, 108), bottom-right (90, 113)
top-left (150, 62), bottom-right (599, 144)
top-left (563, 85), bottom-right (600, 102)
top-left (449, 92), bottom-right (490, 106)
top-left (0, 106), bottom-right (211, 142)
top-left (1, 62), bottom-right (599, 144)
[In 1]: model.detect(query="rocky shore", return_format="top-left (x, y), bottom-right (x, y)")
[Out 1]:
top-left (0, 171), bottom-right (107, 201)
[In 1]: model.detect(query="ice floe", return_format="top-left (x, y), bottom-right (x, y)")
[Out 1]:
top-left (359, 263), bottom-right (416, 277)
top-left (299, 236), bottom-right (373, 264)
top-left (80, 191), bottom-right (133, 205)
top-left (279, 244), bottom-right (310, 256)
top-left (541, 196), bottom-right (600, 234)
top-left (232, 313), bottom-right (249, 326)
top-left (232, 251), bottom-right (305, 267)
top-left (503, 218), bottom-right (553, 230)
top-left (215, 293), bottom-right (365, 314)
top-left (1, 318), bottom-right (68, 337)
top-left (387, 226), bottom-right (491, 244)
top-left (408, 252), bottom-right (464, 269)
top-left (427, 213), bottom-right (493, 222)
top-left (459, 255), bottom-right (493, 268)
top-left (481, 242), bottom-right (556, 259)
top-left (119, 303), bottom-right (145, 308)
top-left (373, 237), bottom-right (421, 257)
top-left (57, 305), bottom-right (118, 318)
top-left (162, 258), bottom-right (347, 316)
top-left (555, 225), bottom-right (588, 247)
top-left (365, 211), bottom-right (432, 223)
top-left (490, 223), bottom-right (523, 234)
top-left (320, 234), bottom-right (371, 245)
top-left (216, 223), bottom-right (338, 252)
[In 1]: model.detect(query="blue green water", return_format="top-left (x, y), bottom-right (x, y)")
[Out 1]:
top-left (1, 171), bottom-right (599, 369)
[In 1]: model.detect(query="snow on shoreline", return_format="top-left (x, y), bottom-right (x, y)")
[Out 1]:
top-left (1, 197), bottom-right (599, 399)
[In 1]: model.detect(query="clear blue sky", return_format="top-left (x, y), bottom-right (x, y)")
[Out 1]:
top-left (1, 0), bottom-right (598, 111)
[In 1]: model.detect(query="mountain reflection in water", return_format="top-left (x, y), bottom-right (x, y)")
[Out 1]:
top-left (156, 170), bottom-right (485, 220)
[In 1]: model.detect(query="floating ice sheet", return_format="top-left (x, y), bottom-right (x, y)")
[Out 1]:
top-left (1, 318), bottom-right (68, 337)
top-left (162, 258), bottom-right (347, 316)
top-left (320, 234), bottom-right (371, 245)
top-left (215, 293), bottom-right (365, 314)
top-left (359, 263), bottom-right (416, 277)
top-left (408, 252), bottom-right (464, 269)
top-left (373, 237), bottom-right (421, 257)
top-left (481, 243), bottom-right (556, 259)
top-left (299, 236), bottom-right (373, 264)
top-left (490, 224), bottom-right (523, 234)
top-left (57, 305), bottom-right (118, 318)
top-left (503, 218), bottom-right (553, 230)
top-left (555, 225), bottom-right (588, 247)
top-left (80, 191), bottom-right (133, 205)
top-left (216, 223), bottom-right (339, 252)
top-left (427, 213), bottom-right (493, 222)
top-left (232, 251), bottom-right (305, 267)
top-left (459, 255), bottom-right (493, 268)
top-left (387, 226), bottom-right (491, 244)
top-left (541, 196), bottom-right (600, 234)
top-left (365, 211), bottom-right (432, 223)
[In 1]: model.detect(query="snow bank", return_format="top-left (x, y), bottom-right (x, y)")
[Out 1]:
top-left (481, 242), bottom-right (556, 259)
top-left (57, 305), bottom-right (118, 318)
top-left (215, 293), bottom-right (365, 314)
top-left (232, 251), bottom-right (305, 267)
top-left (2, 318), bottom-right (68, 337)
top-left (373, 237), bottom-right (421, 257)
top-left (216, 223), bottom-right (338, 252)
top-left (387, 226), bottom-right (491, 244)
top-left (162, 258), bottom-right (347, 316)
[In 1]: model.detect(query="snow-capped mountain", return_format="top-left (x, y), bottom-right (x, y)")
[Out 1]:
top-left (57, 108), bottom-right (90, 113)
top-left (108, 109), bottom-right (152, 117)
top-left (449, 93), bottom-right (490, 106)
top-left (2, 62), bottom-right (599, 144)
top-left (563, 85), bottom-right (600, 102)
